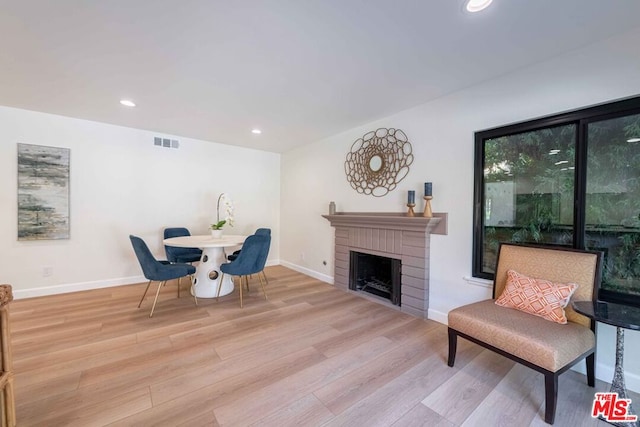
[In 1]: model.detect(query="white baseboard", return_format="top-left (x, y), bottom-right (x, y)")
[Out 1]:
top-left (427, 309), bottom-right (448, 325)
top-left (571, 361), bottom-right (640, 394)
top-left (14, 259), bottom-right (282, 300)
top-left (13, 275), bottom-right (146, 299)
top-left (279, 260), bottom-right (333, 284)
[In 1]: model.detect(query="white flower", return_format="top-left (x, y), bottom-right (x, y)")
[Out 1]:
top-left (217, 193), bottom-right (235, 228)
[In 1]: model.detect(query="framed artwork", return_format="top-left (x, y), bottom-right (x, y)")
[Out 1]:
top-left (17, 143), bottom-right (70, 240)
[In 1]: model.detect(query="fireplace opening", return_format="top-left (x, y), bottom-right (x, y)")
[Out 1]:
top-left (349, 251), bottom-right (401, 306)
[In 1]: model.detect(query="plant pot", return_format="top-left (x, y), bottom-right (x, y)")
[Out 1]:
top-left (210, 229), bottom-right (223, 238)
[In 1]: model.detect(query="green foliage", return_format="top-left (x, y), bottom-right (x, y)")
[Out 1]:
top-left (484, 125), bottom-right (575, 184)
top-left (482, 113), bottom-right (640, 296)
top-left (210, 220), bottom-right (226, 230)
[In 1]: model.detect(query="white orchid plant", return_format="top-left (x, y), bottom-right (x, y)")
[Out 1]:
top-left (211, 193), bottom-right (234, 230)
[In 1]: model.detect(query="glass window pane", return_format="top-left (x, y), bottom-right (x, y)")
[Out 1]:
top-left (481, 125), bottom-right (576, 274)
top-left (586, 113), bottom-right (640, 299)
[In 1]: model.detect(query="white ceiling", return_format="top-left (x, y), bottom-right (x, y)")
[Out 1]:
top-left (2, 1), bottom-right (640, 153)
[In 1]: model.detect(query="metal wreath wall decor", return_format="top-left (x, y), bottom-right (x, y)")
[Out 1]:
top-left (345, 128), bottom-right (414, 197)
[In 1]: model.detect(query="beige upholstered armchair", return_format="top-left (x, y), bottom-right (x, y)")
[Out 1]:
top-left (448, 243), bottom-right (603, 425)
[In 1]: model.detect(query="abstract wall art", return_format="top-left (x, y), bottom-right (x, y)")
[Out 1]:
top-left (344, 128), bottom-right (414, 197)
top-left (17, 143), bottom-right (70, 240)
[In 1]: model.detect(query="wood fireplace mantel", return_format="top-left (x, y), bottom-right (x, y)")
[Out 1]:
top-left (323, 211), bottom-right (447, 318)
top-left (322, 212), bottom-right (447, 235)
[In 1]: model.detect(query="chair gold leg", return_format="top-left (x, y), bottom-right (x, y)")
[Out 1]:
top-left (261, 270), bottom-right (269, 285)
top-left (177, 276), bottom-right (181, 298)
top-left (258, 274), bottom-right (268, 301)
top-left (239, 276), bottom-right (244, 308)
top-left (138, 280), bottom-right (153, 308)
top-left (216, 273), bottom-right (224, 301)
top-left (190, 275), bottom-right (197, 306)
top-left (149, 280), bottom-right (165, 318)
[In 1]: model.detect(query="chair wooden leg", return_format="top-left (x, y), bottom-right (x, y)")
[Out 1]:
top-left (149, 281), bottom-right (165, 318)
top-left (586, 352), bottom-right (595, 387)
top-left (4, 377), bottom-right (15, 427)
top-left (447, 328), bottom-right (457, 367)
top-left (544, 372), bottom-right (558, 424)
top-left (138, 280), bottom-right (153, 308)
top-left (258, 273), bottom-right (268, 301)
top-left (177, 276), bottom-right (181, 298)
top-left (1, 303), bottom-right (16, 427)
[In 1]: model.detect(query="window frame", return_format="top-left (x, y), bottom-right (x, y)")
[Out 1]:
top-left (473, 96), bottom-right (640, 296)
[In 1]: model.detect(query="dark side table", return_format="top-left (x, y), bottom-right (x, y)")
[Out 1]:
top-left (573, 300), bottom-right (640, 427)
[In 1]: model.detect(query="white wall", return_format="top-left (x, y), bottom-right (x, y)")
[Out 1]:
top-left (0, 106), bottom-right (280, 297)
top-left (280, 27), bottom-right (640, 391)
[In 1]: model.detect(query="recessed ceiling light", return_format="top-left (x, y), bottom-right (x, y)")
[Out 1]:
top-left (465, 0), bottom-right (493, 13)
top-left (120, 99), bottom-right (136, 107)
top-left (627, 137), bottom-right (640, 143)
top-left (251, 129), bottom-right (262, 134)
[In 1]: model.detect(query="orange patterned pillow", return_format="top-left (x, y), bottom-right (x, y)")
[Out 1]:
top-left (495, 269), bottom-right (578, 324)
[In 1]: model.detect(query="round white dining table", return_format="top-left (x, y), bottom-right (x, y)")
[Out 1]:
top-left (163, 234), bottom-right (246, 298)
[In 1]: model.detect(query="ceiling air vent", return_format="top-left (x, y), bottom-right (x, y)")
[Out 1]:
top-left (153, 136), bottom-right (180, 149)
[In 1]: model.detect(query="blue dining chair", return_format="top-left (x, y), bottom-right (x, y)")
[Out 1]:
top-left (254, 229), bottom-right (271, 285)
top-left (228, 228), bottom-right (271, 284)
top-left (130, 235), bottom-right (197, 317)
top-left (164, 227), bottom-right (202, 263)
top-left (219, 234), bottom-right (270, 307)
top-left (164, 227), bottom-right (202, 297)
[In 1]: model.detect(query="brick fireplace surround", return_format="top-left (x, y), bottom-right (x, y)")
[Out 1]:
top-left (323, 212), bottom-right (447, 318)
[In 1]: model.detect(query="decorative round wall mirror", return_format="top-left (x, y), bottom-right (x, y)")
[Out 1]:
top-left (368, 155), bottom-right (384, 173)
top-left (345, 128), bottom-right (413, 197)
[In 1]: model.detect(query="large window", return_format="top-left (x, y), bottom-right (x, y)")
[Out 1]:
top-left (473, 96), bottom-right (640, 307)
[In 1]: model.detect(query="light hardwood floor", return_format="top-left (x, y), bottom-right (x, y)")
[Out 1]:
top-left (10, 265), bottom-right (630, 426)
